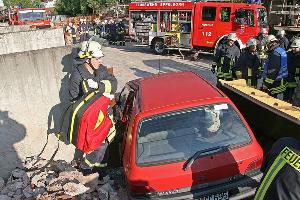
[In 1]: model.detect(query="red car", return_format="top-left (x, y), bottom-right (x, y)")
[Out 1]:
top-left (116, 71), bottom-right (263, 199)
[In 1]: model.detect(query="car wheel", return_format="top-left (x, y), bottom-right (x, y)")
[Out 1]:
top-left (153, 39), bottom-right (165, 55)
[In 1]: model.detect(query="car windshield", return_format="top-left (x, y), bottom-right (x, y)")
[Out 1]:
top-left (19, 11), bottom-right (46, 21)
top-left (136, 103), bottom-right (251, 165)
top-left (257, 8), bottom-right (267, 28)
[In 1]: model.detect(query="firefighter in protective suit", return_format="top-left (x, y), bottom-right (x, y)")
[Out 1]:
top-left (254, 137), bottom-right (300, 200)
top-left (256, 28), bottom-right (268, 60)
top-left (69, 41), bottom-right (118, 175)
top-left (283, 38), bottom-right (300, 102)
top-left (262, 35), bottom-right (288, 98)
top-left (235, 38), bottom-right (261, 88)
top-left (212, 33), bottom-right (240, 81)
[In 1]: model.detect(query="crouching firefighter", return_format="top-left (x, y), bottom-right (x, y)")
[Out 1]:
top-left (235, 38), bottom-right (261, 88)
top-left (262, 35), bottom-right (288, 98)
top-left (68, 41), bottom-right (118, 175)
top-left (212, 33), bottom-right (240, 81)
top-left (254, 137), bottom-right (300, 200)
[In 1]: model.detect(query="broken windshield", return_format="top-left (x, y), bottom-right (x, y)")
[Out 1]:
top-left (136, 103), bottom-right (251, 165)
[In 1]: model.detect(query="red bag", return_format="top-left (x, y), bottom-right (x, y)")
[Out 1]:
top-left (70, 91), bottom-right (112, 153)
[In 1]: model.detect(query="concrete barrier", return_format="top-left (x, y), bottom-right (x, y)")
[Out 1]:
top-left (0, 25), bottom-right (31, 34)
top-left (0, 46), bottom-right (76, 179)
top-left (0, 28), bottom-right (65, 55)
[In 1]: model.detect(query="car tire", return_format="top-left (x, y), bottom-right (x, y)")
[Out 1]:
top-left (152, 39), bottom-right (165, 55)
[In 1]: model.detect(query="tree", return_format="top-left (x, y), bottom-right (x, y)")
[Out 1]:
top-left (3, 0), bottom-right (40, 8)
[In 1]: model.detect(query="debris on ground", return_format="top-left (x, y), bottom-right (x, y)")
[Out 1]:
top-left (0, 157), bottom-right (126, 200)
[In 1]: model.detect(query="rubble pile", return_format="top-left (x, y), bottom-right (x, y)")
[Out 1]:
top-left (0, 157), bottom-right (126, 200)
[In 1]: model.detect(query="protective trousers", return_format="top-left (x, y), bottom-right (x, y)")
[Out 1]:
top-left (80, 140), bottom-right (109, 171)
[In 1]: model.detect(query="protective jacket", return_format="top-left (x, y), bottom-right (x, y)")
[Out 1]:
top-left (286, 51), bottom-right (300, 88)
top-left (263, 45), bottom-right (288, 95)
top-left (254, 137), bottom-right (300, 200)
top-left (213, 43), bottom-right (240, 80)
top-left (69, 65), bottom-right (117, 101)
top-left (235, 49), bottom-right (261, 87)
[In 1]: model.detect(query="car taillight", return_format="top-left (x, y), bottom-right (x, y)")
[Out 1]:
top-left (245, 157), bottom-right (263, 173)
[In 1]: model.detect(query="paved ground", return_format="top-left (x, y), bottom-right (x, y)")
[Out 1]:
top-left (101, 43), bottom-right (217, 91)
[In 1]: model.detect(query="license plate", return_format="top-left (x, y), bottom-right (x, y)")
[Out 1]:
top-left (199, 191), bottom-right (229, 200)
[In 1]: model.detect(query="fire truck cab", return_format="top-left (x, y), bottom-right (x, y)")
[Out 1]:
top-left (129, 1), bottom-right (267, 54)
top-left (9, 8), bottom-right (51, 29)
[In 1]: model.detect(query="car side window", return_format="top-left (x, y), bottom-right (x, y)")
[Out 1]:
top-left (220, 7), bottom-right (231, 22)
top-left (202, 7), bottom-right (216, 21)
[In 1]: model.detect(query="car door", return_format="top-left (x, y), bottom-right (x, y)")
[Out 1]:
top-left (192, 5), bottom-right (217, 48)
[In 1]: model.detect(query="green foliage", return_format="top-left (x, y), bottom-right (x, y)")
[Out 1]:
top-left (55, 0), bottom-right (121, 16)
top-left (4, 0), bottom-right (41, 8)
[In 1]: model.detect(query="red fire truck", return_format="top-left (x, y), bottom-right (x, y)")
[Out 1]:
top-left (129, 1), bottom-right (268, 54)
top-left (9, 8), bottom-right (51, 29)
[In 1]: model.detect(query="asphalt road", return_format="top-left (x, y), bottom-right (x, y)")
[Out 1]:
top-left (101, 42), bottom-right (217, 91)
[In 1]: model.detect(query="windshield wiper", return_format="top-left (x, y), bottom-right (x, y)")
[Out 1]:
top-left (183, 145), bottom-right (229, 171)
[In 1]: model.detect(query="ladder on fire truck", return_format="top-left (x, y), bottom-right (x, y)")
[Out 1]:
top-left (269, 0), bottom-right (300, 32)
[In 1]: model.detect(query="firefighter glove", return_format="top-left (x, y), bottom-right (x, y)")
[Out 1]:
top-left (87, 79), bottom-right (98, 89)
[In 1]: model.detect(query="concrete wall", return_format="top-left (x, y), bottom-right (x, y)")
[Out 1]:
top-left (0, 46), bottom-right (76, 179)
top-left (0, 25), bottom-right (31, 34)
top-left (0, 28), bottom-right (65, 55)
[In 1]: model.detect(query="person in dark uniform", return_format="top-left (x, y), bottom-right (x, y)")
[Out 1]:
top-left (256, 28), bottom-right (268, 61)
top-left (254, 137), bottom-right (300, 200)
top-left (262, 35), bottom-right (288, 98)
top-left (212, 33), bottom-right (241, 81)
top-left (117, 19), bottom-right (126, 46)
top-left (78, 19), bottom-right (90, 42)
top-left (277, 30), bottom-right (290, 51)
top-left (108, 20), bottom-right (117, 45)
top-left (69, 41), bottom-right (118, 175)
top-left (235, 38), bottom-right (261, 88)
top-left (284, 38), bottom-right (300, 102)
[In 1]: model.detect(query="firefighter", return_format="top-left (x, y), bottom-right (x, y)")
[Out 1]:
top-left (277, 30), bottom-right (289, 51)
top-left (254, 137), bottom-right (300, 200)
top-left (108, 20), bottom-right (117, 45)
top-left (212, 33), bottom-right (240, 81)
top-left (284, 38), bottom-right (300, 102)
top-left (262, 35), bottom-right (288, 98)
top-left (78, 18), bottom-right (90, 42)
top-left (256, 28), bottom-right (268, 60)
top-left (69, 41), bottom-right (118, 175)
top-left (235, 38), bottom-right (260, 88)
top-left (117, 19), bottom-right (126, 46)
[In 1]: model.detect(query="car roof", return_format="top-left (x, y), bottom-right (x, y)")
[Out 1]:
top-left (134, 71), bottom-right (225, 112)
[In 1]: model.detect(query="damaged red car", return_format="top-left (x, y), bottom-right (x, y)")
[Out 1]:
top-left (116, 72), bottom-right (263, 200)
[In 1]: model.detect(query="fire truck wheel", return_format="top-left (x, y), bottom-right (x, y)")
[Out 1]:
top-left (153, 39), bottom-right (165, 55)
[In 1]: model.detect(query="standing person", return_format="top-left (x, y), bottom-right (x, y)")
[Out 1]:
top-left (78, 18), bottom-right (90, 42)
top-left (256, 28), bottom-right (268, 60)
top-left (262, 35), bottom-right (288, 98)
top-left (254, 137), bottom-right (300, 200)
top-left (277, 30), bottom-right (289, 51)
top-left (66, 22), bottom-right (77, 44)
top-left (117, 19), bottom-right (126, 46)
top-left (284, 38), bottom-right (300, 102)
top-left (235, 38), bottom-right (261, 88)
top-left (108, 20), bottom-right (117, 45)
top-left (212, 33), bottom-right (240, 81)
top-left (69, 41), bottom-right (118, 175)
